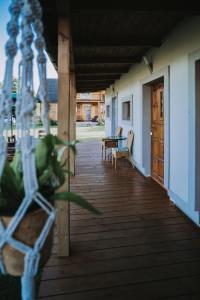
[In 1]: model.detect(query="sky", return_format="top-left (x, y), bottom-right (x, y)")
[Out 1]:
top-left (0, 0), bottom-right (57, 91)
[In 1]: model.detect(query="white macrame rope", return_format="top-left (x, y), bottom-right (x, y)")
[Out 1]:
top-left (31, 0), bottom-right (49, 134)
top-left (0, 1), bottom-right (56, 299)
top-left (0, 0), bottom-right (20, 177)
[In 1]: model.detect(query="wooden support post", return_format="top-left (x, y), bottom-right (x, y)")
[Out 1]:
top-left (74, 79), bottom-right (77, 141)
top-left (98, 101), bottom-right (101, 122)
top-left (69, 72), bottom-right (76, 175)
top-left (56, 17), bottom-right (70, 257)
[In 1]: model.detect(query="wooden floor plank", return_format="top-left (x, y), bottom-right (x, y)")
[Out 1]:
top-left (38, 141), bottom-right (200, 299)
top-left (47, 238), bottom-right (200, 268)
top-left (42, 248), bottom-right (200, 281)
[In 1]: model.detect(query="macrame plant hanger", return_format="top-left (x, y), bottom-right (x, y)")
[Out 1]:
top-left (0, 1), bottom-right (56, 299)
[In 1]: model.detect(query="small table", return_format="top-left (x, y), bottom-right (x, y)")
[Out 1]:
top-left (105, 135), bottom-right (126, 144)
top-left (104, 136), bottom-right (127, 161)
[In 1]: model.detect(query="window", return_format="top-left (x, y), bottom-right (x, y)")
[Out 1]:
top-left (106, 105), bottom-right (110, 118)
top-left (122, 101), bottom-right (131, 121)
top-left (79, 93), bottom-right (91, 99)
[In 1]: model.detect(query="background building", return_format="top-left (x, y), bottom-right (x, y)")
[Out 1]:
top-left (76, 91), bottom-right (105, 122)
top-left (36, 78), bottom-right (58, 123)
top-left (36, 80), bottom-right (105, 124)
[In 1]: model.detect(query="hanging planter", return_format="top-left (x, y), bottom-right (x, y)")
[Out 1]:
top-left (1, 209), bottom-right (53, 276)
top-left (0, 134), bottom-right (99, 297)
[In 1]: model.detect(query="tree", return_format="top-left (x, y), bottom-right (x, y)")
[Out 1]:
top-left (12, 78), bottom-right (18, 93)
top-left (0, 79), bottom-right (18, 92)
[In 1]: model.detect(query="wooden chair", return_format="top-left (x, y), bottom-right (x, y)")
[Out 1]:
top-left (102, 127), bottom-right (122, 160)
top-left (112, 130), bottom-right (134, 170)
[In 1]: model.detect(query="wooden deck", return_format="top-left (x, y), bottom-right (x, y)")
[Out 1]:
top-left (39, 141), bottom-right (200, 300)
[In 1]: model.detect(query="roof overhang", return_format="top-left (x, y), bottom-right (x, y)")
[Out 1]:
top-left (40, 1), bottom-right (200, 92)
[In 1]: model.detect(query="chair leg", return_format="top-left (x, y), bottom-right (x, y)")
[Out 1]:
top-left (115, 157), bottom-right (117, 171)
top-left (129, 155), bottom-right (134, 168)
top-left (105, 147), bottom-right (106, 160)
top-left (112, 154), bottom-right (114, 165)
top-left (102, 145), bottom-right (103, 158)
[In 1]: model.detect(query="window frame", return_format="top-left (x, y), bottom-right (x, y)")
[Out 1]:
top-left (106, 104), bottom-right (110, 118)
top-left (121, 95), bottom-right (133, 124)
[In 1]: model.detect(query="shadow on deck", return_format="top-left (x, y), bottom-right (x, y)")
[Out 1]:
top-left (39, 141), bottom-right (200, 300)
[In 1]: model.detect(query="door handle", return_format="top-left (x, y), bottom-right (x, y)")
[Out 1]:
top-left (150, 131), bottom-right (153, 136)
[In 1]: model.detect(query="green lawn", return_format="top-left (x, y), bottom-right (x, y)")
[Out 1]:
top-left (76, 125), bottom-right (105, 140)
top-left (7, 124), bottom-right (105, 141)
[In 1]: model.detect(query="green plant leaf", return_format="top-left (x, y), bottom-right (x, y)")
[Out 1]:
top-left (66, 140), bottom-right (79, 155)
top-left (53, 135), bottom-right (66, 146)
top-left (38, 168), bottom-right (52, 187)
top-left (0, 161), bottom-right (23, 212)
top-left (51, 191), bottom-right (100, 215)
top-left (10, 150), bottom-right (23, 187)
top-left (57, 146), bottom-right (67, 162)
top-left (0, 134), bottom-right (90, 216)
top-left (35, 138), bottom-right (49, 175)
top-left (50, 156), bottom-right (65, 186)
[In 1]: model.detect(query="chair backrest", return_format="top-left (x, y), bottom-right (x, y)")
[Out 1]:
top-left (126, 130), bottom-right (134, 153)
top-left (115, 127), bottom-right (122, 137)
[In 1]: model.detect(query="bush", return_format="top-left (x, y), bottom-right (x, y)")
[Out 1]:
top-left (50, 120), bottom-right (57, 126)
top-left (96, 120), bottom-right (105, 126)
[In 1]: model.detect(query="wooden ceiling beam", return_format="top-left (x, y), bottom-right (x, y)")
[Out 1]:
top-left (76, 74), bottom-right (121, 80)
top-left (77, 84), bottom-right (113, 88)
top-left (75, 56), bottom-right (140, 64)
top-left (76, 79), bottom-right (115, 83)
top-left (77, 83), bottom-right (114, 87)
top-left (77, 89), bottom-right (106, 92)
top-left (71, 9), bottom-right (200, 15)
top-left (56, 0), bottom-right (70, 17)
top-left (70, 1), bottom-right (200, 11)
top-left (74, 38), bottom-right (160, 47)
top-left (76, 67), bottom-right (129, 75)
top-left (76, 72), bottom-right (126, 76)
top-left (77, 89), bottom-right (108, 92)
top-left (77, 84), bottom-right (109, 87)
top-left (76, 81), bottom-right (114, 87)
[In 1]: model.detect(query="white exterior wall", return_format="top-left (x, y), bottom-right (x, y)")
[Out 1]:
top-left (105, 16), bottom-right (200, 225)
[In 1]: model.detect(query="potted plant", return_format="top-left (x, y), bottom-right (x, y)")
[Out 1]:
top-left (0, 134), bottom-right (99, 277)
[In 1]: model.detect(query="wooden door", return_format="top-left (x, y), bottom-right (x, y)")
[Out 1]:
top-left (151, 83), bottom-right (164, 185)
top-left (83, 104), bottom-right (92, 121)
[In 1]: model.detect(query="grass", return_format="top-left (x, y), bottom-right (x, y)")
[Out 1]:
top-left (6, 124), bottom-right (105, 141)
top-left (76, 125), bottom-right (105, 140)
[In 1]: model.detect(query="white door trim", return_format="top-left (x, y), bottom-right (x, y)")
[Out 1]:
top-left (140, 66), bottom-right (170, 189)
top-left (188, 49), bottom-right (200, 214)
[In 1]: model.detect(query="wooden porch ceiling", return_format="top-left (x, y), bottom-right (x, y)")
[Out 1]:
top-left (40, 1), bottom-right (200, 92)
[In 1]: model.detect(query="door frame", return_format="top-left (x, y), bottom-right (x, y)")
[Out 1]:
top-left (141, 66), bottom-right (170, 189)
top-left (188, 49), bottom-right (200, 213)
top-left (111, 96), bottom-right (118, 135)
